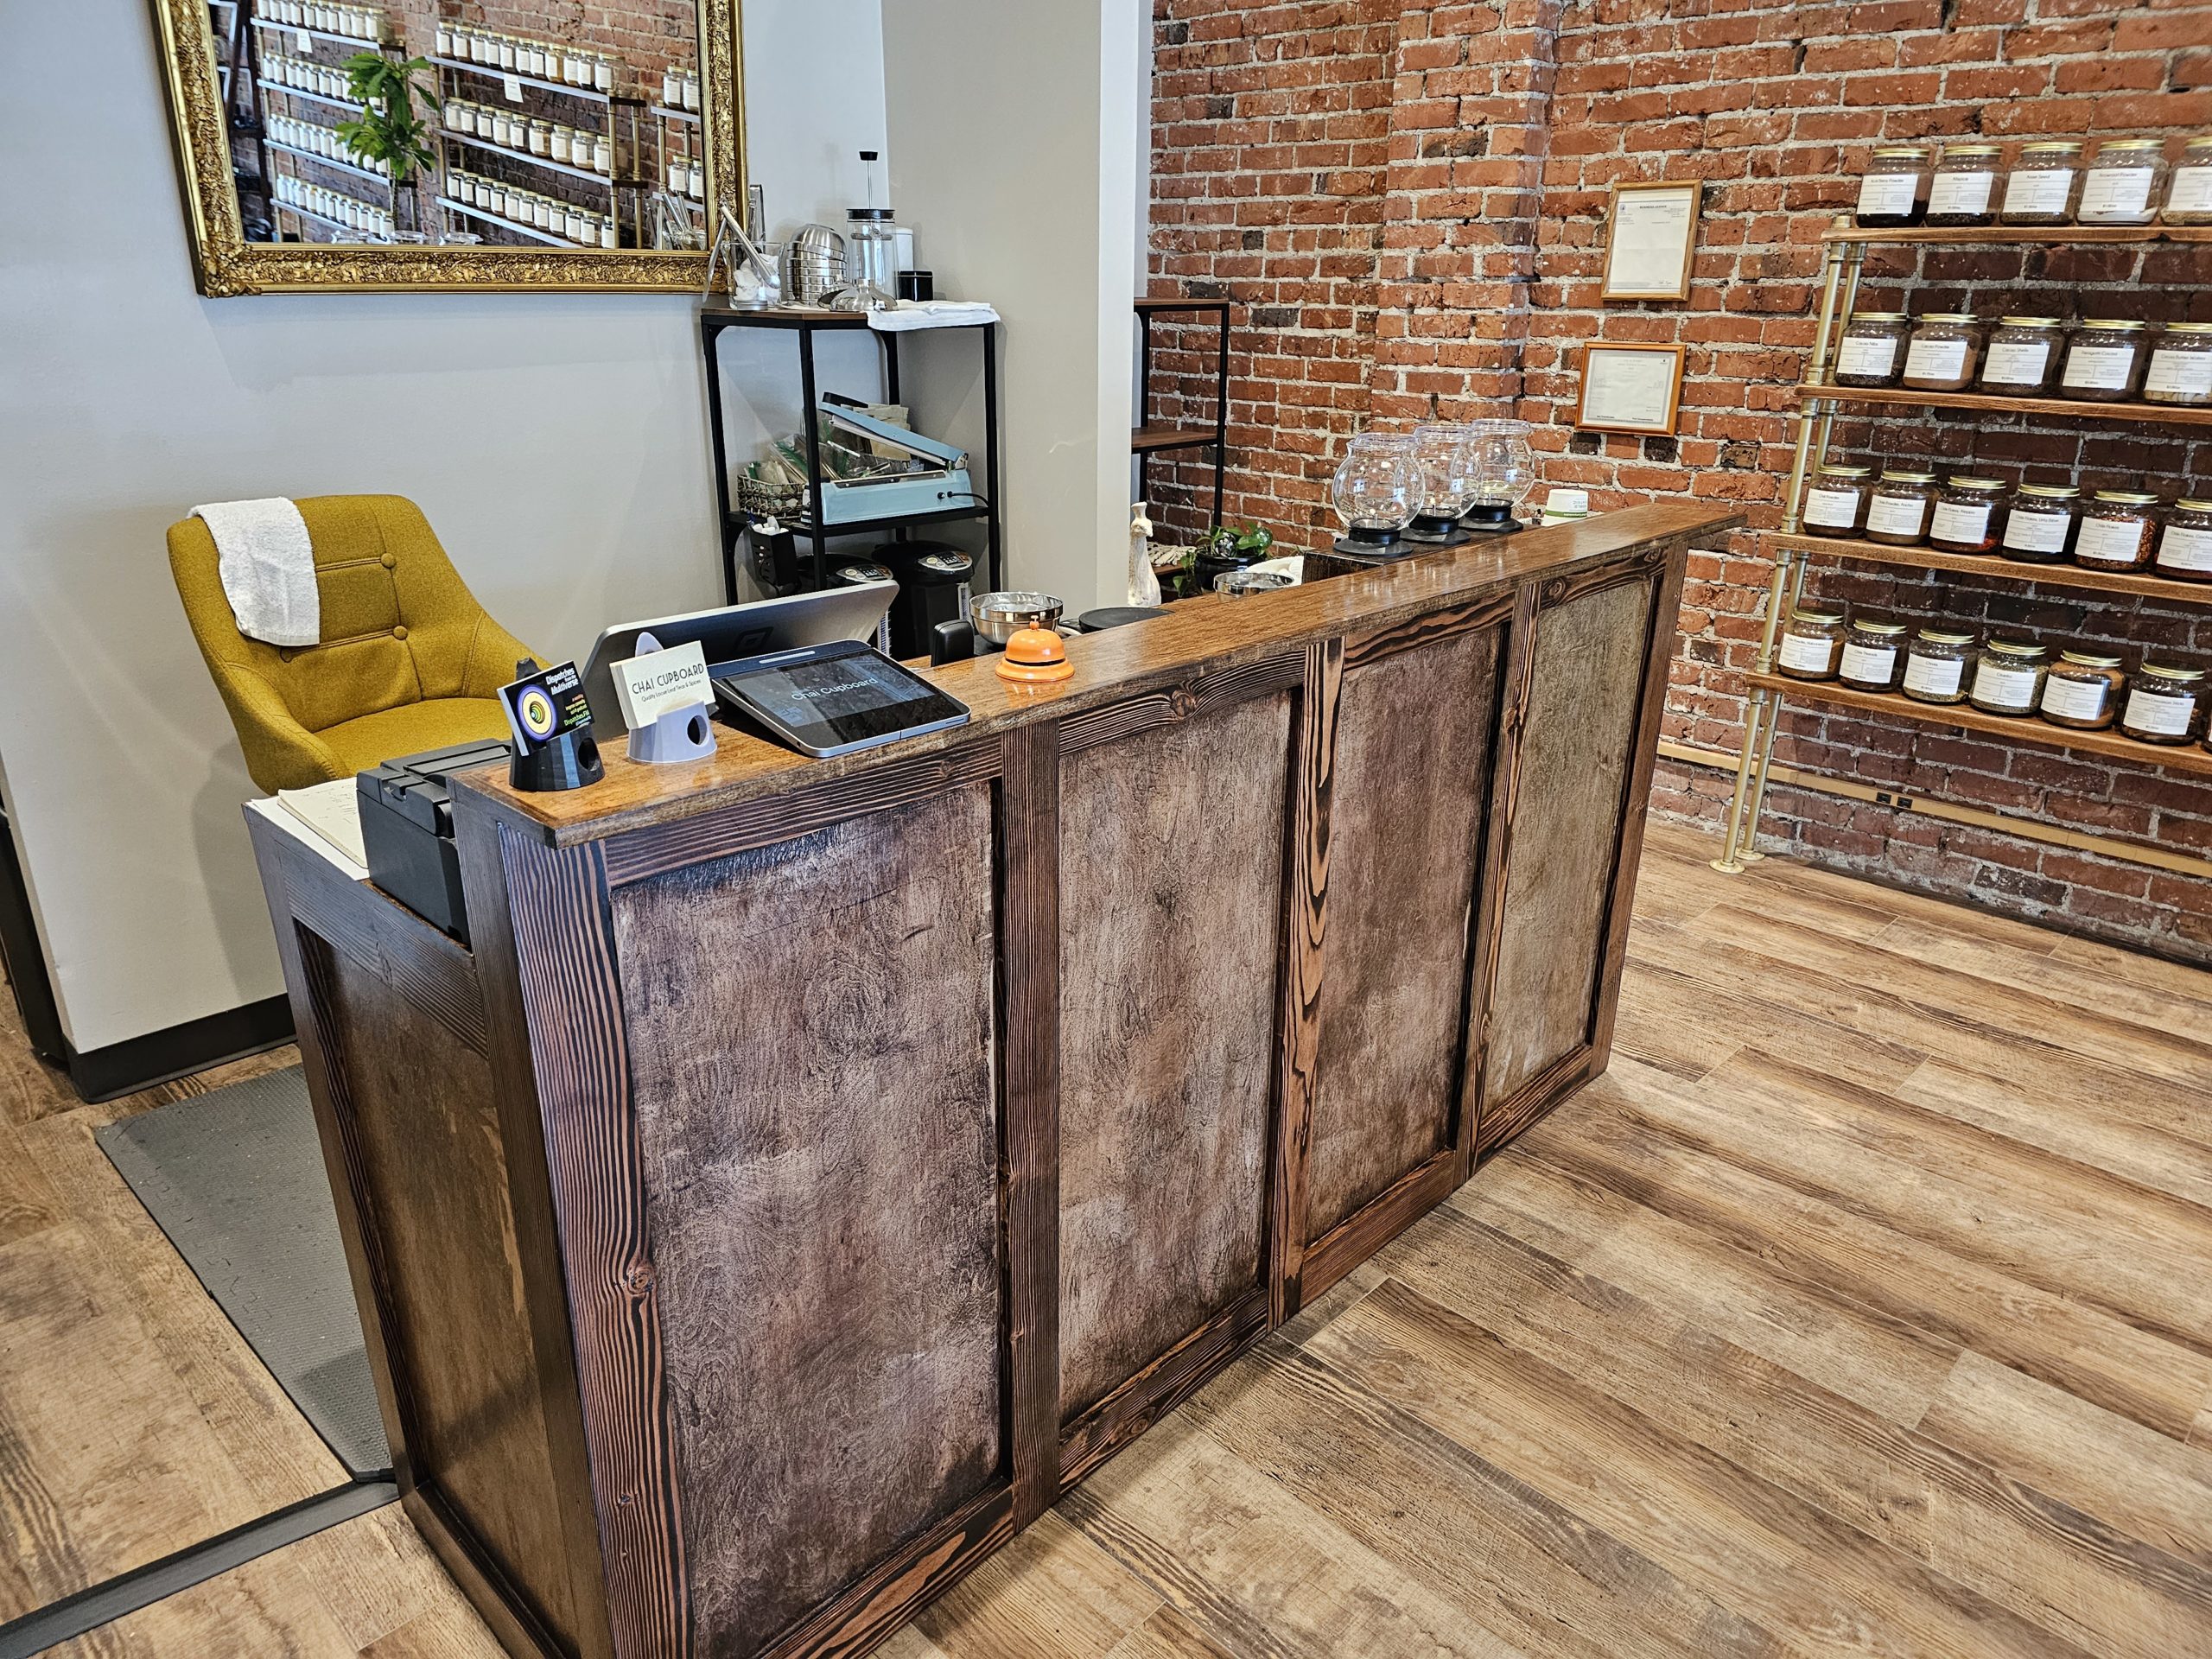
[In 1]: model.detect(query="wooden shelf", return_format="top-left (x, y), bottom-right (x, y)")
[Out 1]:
top-left (266, 138), bottom-right (388, 187)
top-left (650, 103), bottom-right (701, 125)
top-left (1796, 383), bottom-right (2212, 427)
top-left (1821, 224), bottom-right (2212, 246)
top-left (1747, 671), bottom-right (2212, 778)
top-left (1132, 424), bottom-right (1218, 454)
top-left (1773, 532), bottom-right (2212, 607)
top-left (258, 78), bottom-right (362, 116)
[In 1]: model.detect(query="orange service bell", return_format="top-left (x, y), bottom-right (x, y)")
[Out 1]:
top-left (995, 626), bottom-right (1075, 684)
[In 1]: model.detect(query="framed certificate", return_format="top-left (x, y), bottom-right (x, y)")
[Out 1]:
top-left (1600, 181), bottom-right (1701, 302)
top-left (1573, 342), bottom-right (1686, 435)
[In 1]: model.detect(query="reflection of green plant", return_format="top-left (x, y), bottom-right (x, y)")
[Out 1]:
top-left (1203, 522), bottom-right (1274, 558)
top-left (336, 54), bottom-right (441, 184)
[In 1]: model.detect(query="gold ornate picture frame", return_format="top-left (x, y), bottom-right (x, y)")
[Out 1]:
top-left (151, 0), bottom-right (743, 295)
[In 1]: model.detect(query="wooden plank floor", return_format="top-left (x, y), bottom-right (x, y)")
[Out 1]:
top-left (10, 821), bottom-right (2212, 1656)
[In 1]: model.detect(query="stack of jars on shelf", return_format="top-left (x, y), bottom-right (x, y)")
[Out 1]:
top-left (1776, 604), bottom-right (2210, 747)
top-left (267, 112), bottom-right (391, 176)
top-left (1832, 308), bottom-right (2212, 406)
top-left (259, 0), bottom-right (386, 40)
top-left (446, 171), bottom-right (617, 248)
top-left (271, 174), bottom-right (396, 238)
top-left (1801, 463), bottom-right (2212, 582)
top-left (434, 22), bottom-right (620, 93)
top-left (1853, 135), bottom-right (2212, 228)
top-left (442, 100), bottom-right (613, 175)
top-left (263, 51), bottom-right (362, 105)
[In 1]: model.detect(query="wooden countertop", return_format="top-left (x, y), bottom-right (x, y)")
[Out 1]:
top-left (463, 503), bottom-right (1741, 847)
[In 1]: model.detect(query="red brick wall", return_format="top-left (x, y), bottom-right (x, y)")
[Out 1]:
top-left (1149, 0), bottom-right (2212, 962)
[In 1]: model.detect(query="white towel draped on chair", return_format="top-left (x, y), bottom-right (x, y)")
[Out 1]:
top-left (192, 497), bottom-right (320, 647)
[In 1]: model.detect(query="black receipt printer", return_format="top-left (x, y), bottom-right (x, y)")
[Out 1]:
top-left (356, 739), bottom-right (512, 943)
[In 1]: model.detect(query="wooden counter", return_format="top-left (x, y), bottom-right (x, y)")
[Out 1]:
top-left (246, 502), bottom-right (1738, 1659)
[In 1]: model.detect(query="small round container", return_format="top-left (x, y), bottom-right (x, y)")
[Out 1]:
top-left (1970, 639), bottom-right (2050, 717)
top-left (1801, 464), bottom-right (1873, 537)
top-left (2163, 134), bottom-right (2212, 226)
top-left (2153, 499), bottom-right (2212, 582)
top-left (1927, 143), bottom-right (2002, 226)
top-left (1979, 316), bottom-right (2066, 397)
top-left (2078, 138), bottom-right (2167, 226)
top-left (1929, 476), bottom-right (2006, 555)
top-left (1903, 627), bottom-right (1979, 704)
top-left (1856, 146), bottom-right (1931, 226)
top-left (2001, 141), bottom-right (2083, 225)
top-left (1901, 313), bottom-right (1983, 392)
top-left (550, 127), bottom-right (572, 164)
top-left (2039, 652), bottom-right (2126, 731)
top-left (1839, 618), bottom-right (1910, 692)
top-left (2060, 319), bottom-right (2151, 402)
top-left (1834, 311), bottom-right (1910, 387)
top-left (1777, 606), bottom-right (1849, 681)
top-left (2120, 664), bottom-right (2209, 745)
top-left (2144, 321), bottom-right (2212, 409)
top-left (2000, 484), bottom-right (2081, 563)
top-left (1865, 469), bottom-right (1938, 546)
top-left (2074, 492), bottom-right (2162, 572)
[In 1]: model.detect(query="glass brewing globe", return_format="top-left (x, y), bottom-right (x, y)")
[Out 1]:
top-left (1410, 423), bottom-right (1479, 535)
top-left (1331, 432), bottom-right (1420, 543)
top-left (1465, 418), bottom-right (1535, 526)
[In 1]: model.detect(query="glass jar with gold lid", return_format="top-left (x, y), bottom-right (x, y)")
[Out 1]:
top-left (1834, 312), bottom-right (1910, 387)
top-left (1969, 639), bottom-right (2050, 717)
top-left (1801, 464), bottom-right (1873, 537)
top-left (2163, 135), bottom-right (2212, 226)
top-left (2145, 322), bottom-right (2212, 409)
top-left (1865, 469), bottom-right (1938, 546)
top-left (2061, 320), bottom-right (2152, 402)
top-left (1839, 618), bottom-right (1910, 692)
top-left (1855, 146), bottom-right (1931, 226)
top-left (2001, 141), bottom-right (2084, 225)
top-left (1901, 314), bottom-right (1984, 392)
top-left (2039, 652), bottom-right (2126, 731)
top-left (1777, 606), bottom-right (1849, 680)
top-left (1927, 143), bottom-right (2002, 226)
top-left (2074, 492), bottom-right (2162, 571)
top-left (2153, 499), bottom-right (2212, 582)
top-left (2120, 664), bottom-right (2209, 746)
top-left (1903, 627), bottom-right (1978, 704)
top-left (1979, 316), bottom-right (2066, 397)
top-left (1929, 477), bottom-right (2005, 554)
top-left (2000, 483), bottom-right (2080, 563)
top-left (2078, 138), bottom-right (2167, 226)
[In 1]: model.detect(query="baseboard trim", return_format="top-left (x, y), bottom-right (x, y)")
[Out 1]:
top-left (63, 994), bottom-right (295, 1103)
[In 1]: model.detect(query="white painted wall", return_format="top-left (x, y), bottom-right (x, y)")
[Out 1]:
top-left (880, 0), bottom-right (1144, 613)
top-left (0, 0), bottom-right (887, 1052)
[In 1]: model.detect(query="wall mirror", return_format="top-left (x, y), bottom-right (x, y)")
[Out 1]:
top-left (154, 0), bottom-right (741, 294)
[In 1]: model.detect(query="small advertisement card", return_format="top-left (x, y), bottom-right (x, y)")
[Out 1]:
top-left (498, 661), bottom-right (594, 756)
top-left (612, 639), bottom-right (711, 732)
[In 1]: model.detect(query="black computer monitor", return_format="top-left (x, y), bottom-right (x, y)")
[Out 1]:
top-left (578, 581), bottom-right (898, 730)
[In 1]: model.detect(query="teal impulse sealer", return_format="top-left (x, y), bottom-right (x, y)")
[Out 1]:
top-left (815, 400), bottom-right (976, 528)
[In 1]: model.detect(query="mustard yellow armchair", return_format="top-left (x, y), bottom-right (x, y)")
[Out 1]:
top-left (168, 494), bottom-right (543, 793)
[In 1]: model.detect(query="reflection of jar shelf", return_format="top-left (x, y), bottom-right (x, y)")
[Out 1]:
top-left (431, 55), bottom-right (634, 106)
top-left (435, 195), bottom-right (575, 247)
top-left (253, 17), bottom-right (385, 49)
top-left (1797, 383), bottom-right (2212, 427)
top-left (257, 78), bottom-right (363, 115)
top-left (276, 200), bottom-right (378, 239)
top-left (1821, 224), bottom-right (2212, 246)
top-left (1769, 531), bottom-right (2212, 607)
top-left (442, 131), bottom-right (641, 189)
top-left (1745, 671), bottom-right (2212, 779)
top-left (650, 103), bottom-right (700, 125)
top-left (266, 138), bottom-right (390, 187)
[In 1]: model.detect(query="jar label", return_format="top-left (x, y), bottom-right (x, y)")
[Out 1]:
top-left (1866, 493), bottom-right (1929, 537)
top-left (1778, 632), bottom-right (1837, 673)
top-left (2002, 168), bottom-right (2075, 216)
top-left (1928, 169), bottom-right (1993, 218)
top-left (2171, 164), bottom-right (2212, 215)
top-left (1904, 337), bottom-right (1969, 382)
top-left (2079, 165), bottom-right (2155, 219)
top-left (1803, 486), bottom-right (1863, 531)
top-left (2158, 524), bottom-right (2212, 573)
top-left (2002, 507), bottom-right (2070, 555)
top-left (1972, 660), bottom-right (2042, 710)
top-left (1835, 335), bottom-right (1898, 378)
top-left (2041, 675), bottom-right (2112, 722)
top-left (1929, 499), bottom-right (1993, 543)
top-left (1904, 653), bottom-right (1965, 698)
top-left (2145, 348), bottom-right (2212, 397)
top-left (2075, 515), bottom-right (2150, 566)
top-left (1856, 173), bottom-right (1920, 217)
top-left (2124, 686), bottom-right (2196, 737)
top-left (2063, 344), bottom-right (2137, 392)
top-left (1840, 642), bottom-right (1898, 683)
top-left (1982, 339), bottom-right (2050, 385)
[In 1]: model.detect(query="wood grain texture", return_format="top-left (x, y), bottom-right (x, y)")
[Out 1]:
top-left (609, 787), bottom-right (1004, 1658)
top-left (1304, 625), bottom-right (1500, 1236)
top-left (1479, 573), bottom-right (1656, 1118)
top-left (1057, 692), bottom-right (1289, 1421)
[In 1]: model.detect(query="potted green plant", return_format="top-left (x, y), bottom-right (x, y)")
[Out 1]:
top-left (336, 53), bottom-right (441, 236)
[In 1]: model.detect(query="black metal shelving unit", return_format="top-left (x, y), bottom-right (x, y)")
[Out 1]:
top-left (700, 307), bottom-right (1001, 604)
top-left (1134, 296), bottom-right (1230, 529)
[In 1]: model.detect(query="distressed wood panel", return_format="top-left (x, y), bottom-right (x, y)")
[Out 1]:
top-left (1304, 626), bottom-right (1501, 1237)
top-left (314, 945), bottom-right (582, 1645)
top-left (610, 786), bottom-right (1004, 1658)
top-left (1057, 692), bottom-right (1289, 1421)
top-left (1483, 575), bottom-right (1656, 1107)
